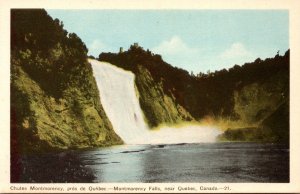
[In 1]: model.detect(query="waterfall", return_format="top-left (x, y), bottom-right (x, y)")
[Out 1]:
top-left (90, 59), bottom-right (221, 144)
top-left (90, 59), bottom-right (150, 144)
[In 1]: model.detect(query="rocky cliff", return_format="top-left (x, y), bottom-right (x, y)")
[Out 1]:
top-left (11, 9), bottom-right (122, 153)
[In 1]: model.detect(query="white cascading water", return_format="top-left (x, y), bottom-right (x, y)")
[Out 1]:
top-left (89, 59), bottom-right (221, 144)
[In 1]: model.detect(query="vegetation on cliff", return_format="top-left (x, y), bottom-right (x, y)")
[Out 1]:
top-left (99, 45), bottom-right (289, 144)
top-left (99, 45), bottom-right (194, 128)
top-left (11, 9), bottom-right (123, 154)
top-left (218, 100), bottom-right (289, 144)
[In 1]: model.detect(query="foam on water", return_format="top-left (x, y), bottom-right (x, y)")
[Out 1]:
top-left (90, 59), bottom-right (221, 144)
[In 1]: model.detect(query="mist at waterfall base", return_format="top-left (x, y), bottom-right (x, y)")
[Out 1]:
top-left (90, 59), bottom-right (221, 145)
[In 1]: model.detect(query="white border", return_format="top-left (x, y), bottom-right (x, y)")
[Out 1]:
top-left (1, 0), bottom-right (300, 193)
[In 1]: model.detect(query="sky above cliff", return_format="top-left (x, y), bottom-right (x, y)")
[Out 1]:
top-left (47, 10), bottom-right (288, 73)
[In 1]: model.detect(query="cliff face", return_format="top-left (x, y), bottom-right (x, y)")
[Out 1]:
top-left (135, 65), bottom-right (193, 128)
top-left (233, 66), bottom-right (289, 126)
top-left (216, 54), bottom-right (289, 144)
top-left (217, 100), bottom-right (289, 144)
top-left (11, 9), bottom-right (122, 153)
top-left (99, 45), bottom-right (289, 143)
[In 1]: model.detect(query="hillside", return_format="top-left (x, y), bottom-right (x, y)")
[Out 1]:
top-left (11, 9), bottom-right (123, 154)
top-left (99, 44), bottom-right (289, 143)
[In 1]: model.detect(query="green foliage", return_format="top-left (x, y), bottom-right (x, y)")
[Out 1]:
top-left (11, 9), bottom-right (88, 98)
top-left (11, 9), bottom-right (123, 153)
top-left (99, 45), bottom-right (194, 127)
top-left (218, 100), bottom-right (289, 145)
top-left (260, 100), bottom-right (289, 144)
top-left (135, 65), bottom-right (193, 127)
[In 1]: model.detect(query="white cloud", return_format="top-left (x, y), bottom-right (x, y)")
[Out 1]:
top-left (88, 39), bottom-right (108, 57)
top-left (151, 36), bottom-right (202, 73)
top-left (220, 42), bottom-right (252, 59)
top-left (203, 42), bottom-right (258, 71)
top-left (152, 36), bottom-right (199, 56)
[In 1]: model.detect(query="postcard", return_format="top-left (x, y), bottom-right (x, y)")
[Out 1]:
top-left (1, 0), bottom-right (300, 193)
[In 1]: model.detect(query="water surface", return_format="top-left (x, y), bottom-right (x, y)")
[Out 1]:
top-left (13, 142), bottom-right (289, 183)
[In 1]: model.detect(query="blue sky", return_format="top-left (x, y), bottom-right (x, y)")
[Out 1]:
top-left (47, 10), bottom-right (289, 73)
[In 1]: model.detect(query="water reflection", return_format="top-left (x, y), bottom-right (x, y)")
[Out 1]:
top-left (140, 143), bottom-right (288, 182)
top-left (12, 143), bottom-right (289, 183)
top-left (79, 145), bottom-right (147, 182)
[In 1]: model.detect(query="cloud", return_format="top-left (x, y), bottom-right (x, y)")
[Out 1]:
top-left (152, 36), bottom-right (199, 56)
top-left (203, 42), bottom-right (257, 71)
top-left (151, 36), bottom-right (202, 72)
top-left (220, 42), bottom-right (252, 59)
top-left (88, 39), bottom-right (108, 57)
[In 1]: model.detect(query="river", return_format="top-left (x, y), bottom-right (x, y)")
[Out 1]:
top-left (14, 142), bottom-right (289, 183)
